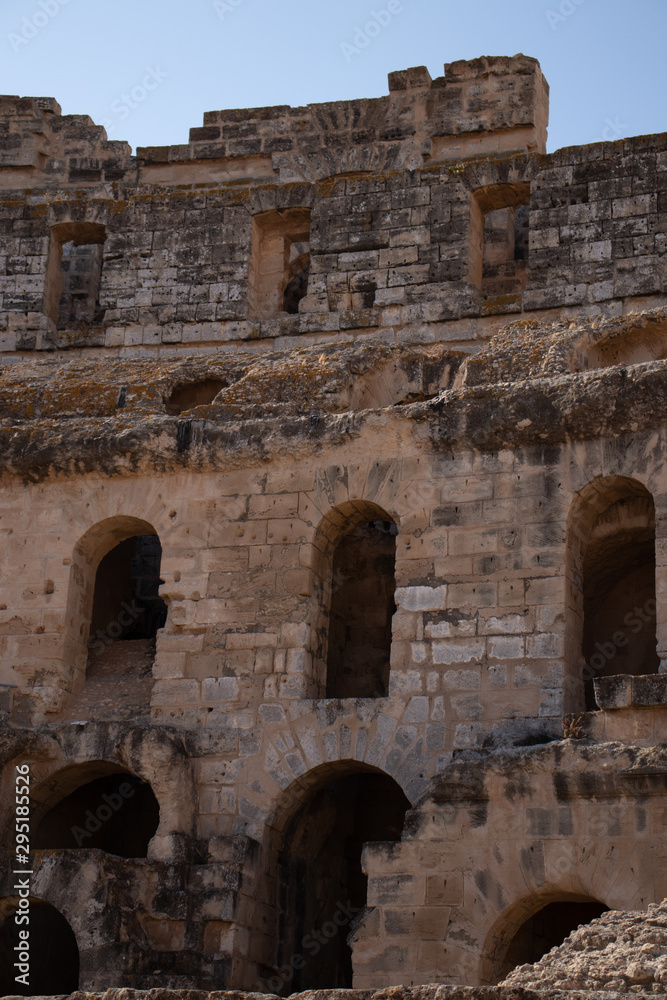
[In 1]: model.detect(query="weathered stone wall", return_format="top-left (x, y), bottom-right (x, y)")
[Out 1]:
top-left (1, 53), bottom-right (667, 999)
top-left (355, 743), bottom-right (667, 987)
top-left (0, 56), bottom-right (664, 356)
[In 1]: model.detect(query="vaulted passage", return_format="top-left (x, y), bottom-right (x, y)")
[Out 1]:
top-left (0, 900), bottom-right (79, 996)
top-left (325, 516), bottom-right (397, 699)
top-left (498, 899), bottom-right (609, 981)
top-left (90, 534), bottom-right (167, 649)
top-left (276, 769), bottom-right (409, 992)
top-left (33, 770), bottom-right (160, 857)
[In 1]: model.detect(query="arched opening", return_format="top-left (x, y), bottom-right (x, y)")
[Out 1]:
top-left (497, 899), bottom-right (609, 982)
top-left (567, 477), bottom-right (658, 710)
top-left (32, 767), bottom-right (160, 857)
top-left (90, 533), bottom-right (167, 646)
top-left (62, 517), bottom-right (167, 719)
top-left (327, 520), bottom-right (397, 697)
top-left (87, 533), bottom-right (167, 698)
top-left (0, 898), bottom-right (79, 996)
top-left (312, 501), bottom-right (397, 699)
top-left (275, 766), bottom-right (410, 993)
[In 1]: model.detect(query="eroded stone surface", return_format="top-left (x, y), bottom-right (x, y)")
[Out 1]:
top-left (1, 51), bottom-right (667, 998)
top-left (501, 899), bottom-right (667, 993)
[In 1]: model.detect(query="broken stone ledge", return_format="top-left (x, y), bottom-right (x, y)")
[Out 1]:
top-left (593, 673), bottom-right (667, 710)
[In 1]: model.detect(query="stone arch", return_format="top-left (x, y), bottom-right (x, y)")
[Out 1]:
top-left (30, 761), bottom-right (160, 858)
top-left (0, 725), bottom-right (196, 861)
top-left (256, 760), bottom-right (411, 995)
top-left (62, 515), bottom-right (166, 709)
top-left (480, 889), bottom-right (609, 985)
top-left (565, 475), bottom-right (658, 710)
top-left (0, 896), bottom-right (80, 996)
top-left (310, 500), bottom-right (398, 698)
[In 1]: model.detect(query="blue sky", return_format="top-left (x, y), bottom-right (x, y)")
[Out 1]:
top-left (0, 0), bottom-right (664, 154)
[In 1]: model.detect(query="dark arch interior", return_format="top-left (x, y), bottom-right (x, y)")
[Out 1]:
top-left (165, 378), bottom-right (227, 414)
top-left (582, 497), bottom-right (658, 709)
top-left (33, 772), bottom-right (160, 857)
top-left (326, 520), bottom-right (397, 698)
top-left (0, 900), bottom-right (79, 996)
top-left (90, 534), bottom-right (167, 646)
top-left (277, 771), bottom-right (409, 993)
top-left (499, 900), bottom-right (609, 981)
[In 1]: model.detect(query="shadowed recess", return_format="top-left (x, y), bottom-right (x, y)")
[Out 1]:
top-left (0, 899), bottom-right (79, 996)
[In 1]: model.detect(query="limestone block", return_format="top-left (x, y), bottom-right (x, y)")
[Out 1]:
top-left (395, 586), bottom-right (447, 612)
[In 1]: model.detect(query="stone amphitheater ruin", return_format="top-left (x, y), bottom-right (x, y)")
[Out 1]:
top-left (0, 53), bottom-right (666, 998)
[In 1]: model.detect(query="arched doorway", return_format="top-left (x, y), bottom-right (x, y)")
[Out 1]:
top-left (63, 516), bottom-right (167, 718)
top-left (0, 898), bottom-right (79, 996)
top-left (493, 897), bottom-right (609, 983)
top-left (312, 501), bottom-right (398, 699)
top-left (274, 765), bottom-right (410, 993)
top-left (89, 532), bottom-right (167, 650)
top-left (567, 477), bottom-right (658, 709)
top-left (31, 764), bottom-right (160, 857)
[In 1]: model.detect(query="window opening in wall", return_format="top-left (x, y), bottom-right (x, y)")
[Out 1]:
top-left (0, 900), bottom-right (79, 996)
top-left (582, 491), bottom-right (658, 709)
top-left (44, 222), bottom-right (106, 330)
top-left (87, 533), bottom-right (167, 690)
top-left (277, 769), bottom-right (409, 993)
top-left (470, 183), bottom-right (530, 295)
top-left (326, 519), bottom-right (397, 698)
top-left (249, 208), bottom-right (311, 316)
top-left (497, 899), bottom-right (609, 982)
top-left (33, 771), bottom-right (160, 858)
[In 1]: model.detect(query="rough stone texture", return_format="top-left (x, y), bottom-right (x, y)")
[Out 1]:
top-left (502, 899), bottom-right (667, 993)
top-left (0, 985), bottom-right (659, 1000)
top-left (0, 53), bottom-right (667, 998)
